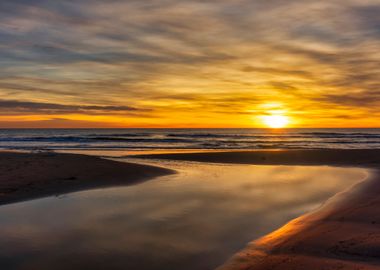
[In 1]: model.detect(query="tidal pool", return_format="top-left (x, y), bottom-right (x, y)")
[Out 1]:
top-left (0, 161), bottom-right (366, 270)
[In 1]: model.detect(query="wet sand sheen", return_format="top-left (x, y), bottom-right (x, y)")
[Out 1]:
top-left (218, 172), bottom-right (380, 270)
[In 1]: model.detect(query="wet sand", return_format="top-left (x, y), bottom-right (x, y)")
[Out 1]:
top-left (0, 152), bottom-right (174, 206)
top-left (1, 149), bottom-right (380, 269)
top-left (134, 149), bottom-right (380, 269)
top-left (133, 149), bottom-right (380, 167)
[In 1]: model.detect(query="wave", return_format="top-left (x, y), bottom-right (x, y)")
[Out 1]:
top-left (2, 135), bottom-right (380, 143)
top-left (1, 129), bottom-right (380, 151)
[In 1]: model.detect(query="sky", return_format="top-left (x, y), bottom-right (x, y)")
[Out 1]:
top-left (0, 0), bottom-right (379, 128)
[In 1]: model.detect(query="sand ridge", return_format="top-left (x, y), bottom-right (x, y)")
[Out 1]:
top-left (0, 151), bottom-right (174, 205)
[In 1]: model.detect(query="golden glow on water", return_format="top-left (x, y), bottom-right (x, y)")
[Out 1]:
top-left (0, 162), bottom-right (366, 270)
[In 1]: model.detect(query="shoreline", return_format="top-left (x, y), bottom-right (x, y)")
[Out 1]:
top-left (133, 149), bottom-right (380, 269)
top-left (1, 149), bottom-right (380, 268)
top-left (0, 151), bottom-right (174, 206)
top-left (132, 149), bottom-right (380, 168)
top-left (216, 170), bottom-right (380, 270)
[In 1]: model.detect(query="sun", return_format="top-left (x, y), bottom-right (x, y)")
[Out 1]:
top-left (262, 115), bottom-right (289, 128)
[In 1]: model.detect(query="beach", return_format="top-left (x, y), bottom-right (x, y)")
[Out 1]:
top-left (1, 0), bottom-right (378, 268)
top-left (133, 149), bottom-right (380, 167)
top-left (217, 171), bottom-right (380, 270)
top-left (0, 151), bottom-right (174, 206)
top-left (1, 149), bottom-right (380, 269)
top-left (135, 149), bottom-right (380, 269)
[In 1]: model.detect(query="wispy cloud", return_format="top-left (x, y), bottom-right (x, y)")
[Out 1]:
top-left (0, 99), bottom-right (147, 115)
top-left (0, 0), bottom-right (379, 127)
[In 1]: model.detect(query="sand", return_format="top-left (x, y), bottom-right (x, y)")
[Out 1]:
top-left (2, 149), bottom-right (380, 269)
top-left (0, 151), bottom-right (174, 205)
top-left (133, 149), bottom-right (380, 167)
top-left (134, 149), bottom-right (380, 269)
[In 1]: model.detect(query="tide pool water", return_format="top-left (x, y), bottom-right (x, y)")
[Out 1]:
top-left (0, 161), bottom-right (366, 270)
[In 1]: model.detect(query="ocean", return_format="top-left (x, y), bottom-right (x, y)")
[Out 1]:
top-left (1, 128), bottom-right (380, 152)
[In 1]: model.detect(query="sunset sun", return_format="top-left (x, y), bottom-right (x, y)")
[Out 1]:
top-left (262, 115), bottom-right (289, 128)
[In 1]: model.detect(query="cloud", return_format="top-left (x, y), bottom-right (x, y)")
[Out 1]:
top-left (0, 0), bottom-right (378, 126)
top-left (0, 99), bottom-right (147, 115)
top-left (0, 118), bottom-right (124, 128)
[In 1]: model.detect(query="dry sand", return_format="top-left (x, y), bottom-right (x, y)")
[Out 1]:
top-left (0, 151), bottom-right (174, 205)
top-left (134, 149), bottom-right (380, 269)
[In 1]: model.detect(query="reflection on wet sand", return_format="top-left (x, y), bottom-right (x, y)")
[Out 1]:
top-left (0, 162), bottom-right (366, 270)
